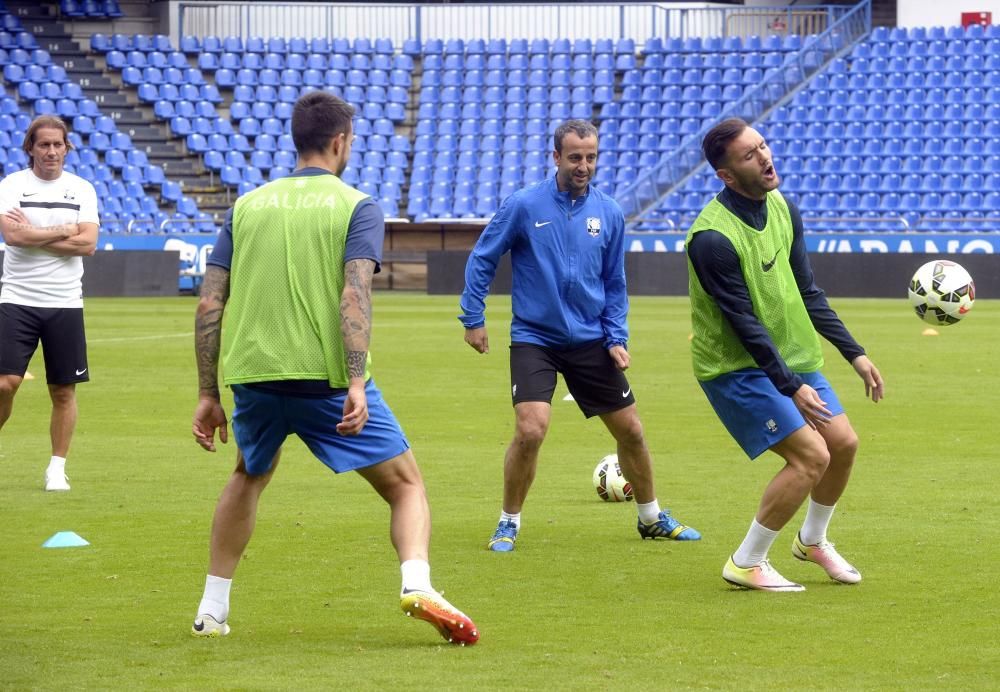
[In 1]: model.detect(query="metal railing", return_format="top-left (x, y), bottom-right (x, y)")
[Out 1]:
top-left (615, 0), bottom-right (872, 227)
top-left (175, 2), bottom-right (857, 45)
top-left (96, 217), bottom-right (219, 233)
top-left (724, 8), bottom-right (834, 39)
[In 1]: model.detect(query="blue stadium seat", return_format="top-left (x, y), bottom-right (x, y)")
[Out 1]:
top-left (88, 0), bottom-right (120, 21)
top-left (15, 80), bottom-right (39, 100)
top-left (33, 97), bottom-right (58, 115)
top-left (199, 149), bottom-right (225, 173)
top-left (88, 31), bottom-right (114, 51)
top-left (62, 0), bottom-right (84, 17)
top-left (156, 179), bottom-right (182, 203)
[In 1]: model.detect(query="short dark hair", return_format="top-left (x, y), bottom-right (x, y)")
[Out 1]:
top-left (291, 91), bottom-right (355, 156)
top-left (553, 119), bottom-right (598, 153)
top-left (702, 118), bottom-right (749, 170)
top-left (22, 115), bottom-right (73, 166)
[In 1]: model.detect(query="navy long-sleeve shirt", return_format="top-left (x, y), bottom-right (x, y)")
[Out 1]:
top-left (687, 186), bottom-right (865, 396)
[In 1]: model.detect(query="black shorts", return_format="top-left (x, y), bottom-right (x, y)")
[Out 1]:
top-left (0, 303), bottom-right (89, 385)
top-left (509, 340), bottom-right (635, 418)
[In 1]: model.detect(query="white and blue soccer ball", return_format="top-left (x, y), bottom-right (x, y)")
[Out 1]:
top-left (593, 454), bottom-right (634, 502)
top-left (908, 260), bottom-right (975, 326)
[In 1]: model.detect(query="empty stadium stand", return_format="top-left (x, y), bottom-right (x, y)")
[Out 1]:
top-left (0, 0), bottom-right (995, 236)
top-left (633, 21), bottom-right (1000, 231)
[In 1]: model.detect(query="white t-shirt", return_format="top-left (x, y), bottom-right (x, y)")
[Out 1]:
top-left (0, 168), bottom-right (100, 308)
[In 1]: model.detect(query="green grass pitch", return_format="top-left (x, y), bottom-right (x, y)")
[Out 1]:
top-left (1, 293), bottom-right (997, 689)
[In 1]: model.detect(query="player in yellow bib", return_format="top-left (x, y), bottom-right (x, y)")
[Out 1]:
top-left (686, 118), bottom-right (885, 592)
top-left (190, 92), bottom-right (478, 644)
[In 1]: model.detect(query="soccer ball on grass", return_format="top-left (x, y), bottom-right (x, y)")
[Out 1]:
top-left (907, 260), bottom-right (975, 326)
top-left (593, 454), bottom-right (633, 502)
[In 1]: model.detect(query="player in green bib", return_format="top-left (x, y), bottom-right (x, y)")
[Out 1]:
top-left (189, 92), bottom-right (478, 644)
top-left (686, 119), bottom-right (885, 592)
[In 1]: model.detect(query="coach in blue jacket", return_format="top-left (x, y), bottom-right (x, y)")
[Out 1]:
top-left (459, 119), bottom-right (701, 552)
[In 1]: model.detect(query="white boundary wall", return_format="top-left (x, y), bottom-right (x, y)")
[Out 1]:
top-left (897, 0), bottom-right (999, 28)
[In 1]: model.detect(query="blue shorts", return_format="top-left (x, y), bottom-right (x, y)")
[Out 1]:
top-left (699, 369), bottom-right (844, 460)
top-left (231, 379), bottom-right (410, 476)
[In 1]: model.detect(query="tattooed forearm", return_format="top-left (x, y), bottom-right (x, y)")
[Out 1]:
top-left (195, 266), bottom-right (230, 398)
top-left (196, 306), bottom-right (223, 395)
top-left (346, 350), bottom-right (367, 379)
top-left (340, 259), bottom-right (375, 379)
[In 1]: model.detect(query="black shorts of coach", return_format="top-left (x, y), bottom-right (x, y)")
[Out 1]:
top-left (0, 303), bottom-right (90, 385)
top-left (509, 339), bottom-right (636, 418)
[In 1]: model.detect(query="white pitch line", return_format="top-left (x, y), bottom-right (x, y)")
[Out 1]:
top-left (89, 331), bottom-right (194, 344)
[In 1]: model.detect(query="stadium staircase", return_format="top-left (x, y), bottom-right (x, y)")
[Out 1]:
top-left (2, 0), bottom-right (220, 231)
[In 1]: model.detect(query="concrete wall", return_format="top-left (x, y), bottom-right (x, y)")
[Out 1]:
top-left (429, 251), bottom-right (999, 298)
top-left (0, 251), bottom-right (180, 297)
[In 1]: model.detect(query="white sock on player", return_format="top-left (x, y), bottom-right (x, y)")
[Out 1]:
top-left (799, 499), bottom-right (836, 546)
top-left (732, 519), bottom-right (780, 568)
top-left (197, 574), bottom-right (232, 622)
top-left (401, 559), bottom-right (433, 594)
top-left (500, 510), bottom-right (521, 530)
top-left (47, 455), bottom-right (67, 475)
top-left (637, 499), bottom-right (661, 525)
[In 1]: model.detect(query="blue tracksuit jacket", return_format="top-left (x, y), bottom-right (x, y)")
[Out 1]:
top-left (459, 177), bottom-right (629, 349)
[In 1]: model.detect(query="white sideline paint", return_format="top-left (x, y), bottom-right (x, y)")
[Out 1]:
top-left (90, 332), bottom-right (194, 344)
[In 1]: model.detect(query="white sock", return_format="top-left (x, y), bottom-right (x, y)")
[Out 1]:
top-left (400, 559), bottom-right (433, 594)
top-left (500, 511), bottom-right (521, 530)
top-left (637, 499), bottom-right (661, 525)
top-left (799, 500), bottom-right (836, 546)
top-left (197, 575), bottom-right (232, 622)
top-left (732, 519), bottom-right (780, 568)
top-left (47, 455), bottom-right (66, 474)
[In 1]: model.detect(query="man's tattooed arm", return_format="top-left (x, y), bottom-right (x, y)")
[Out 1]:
top-left (340, 259), bottom-right (375, 379)
top-left (195, 265), bottom-right (230, 398)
